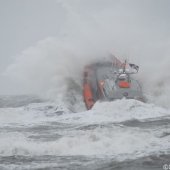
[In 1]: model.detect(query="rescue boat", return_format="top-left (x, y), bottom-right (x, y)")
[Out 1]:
top-left (83, 56), bottom-right (144, 110)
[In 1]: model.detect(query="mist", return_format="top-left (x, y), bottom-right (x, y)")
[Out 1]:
top-left (0, 0), bottom-right (170, 107)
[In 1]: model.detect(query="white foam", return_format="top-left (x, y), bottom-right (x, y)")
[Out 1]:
top-left (0, 102), bottom-right (69, 126)
top-left (58, 99), bottom-right (170, 125)
top-left (0, 99), bottom-right (170, 161)
top-left (0, 125), bottom-right (169, 161)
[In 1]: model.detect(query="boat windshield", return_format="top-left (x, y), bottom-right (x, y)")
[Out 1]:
top-left (103, 79), bottom-right (115, 99)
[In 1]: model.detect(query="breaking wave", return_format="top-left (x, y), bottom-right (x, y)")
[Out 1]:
top-left (1, 36), bottom-right (170, 110)
top-left (0, 99), bottom-right (170, 160)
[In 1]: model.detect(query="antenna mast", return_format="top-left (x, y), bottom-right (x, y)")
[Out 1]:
top-left (123, 60), bottom-right (127, 73)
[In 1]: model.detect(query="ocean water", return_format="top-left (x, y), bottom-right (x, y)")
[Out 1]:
top-left (0, 95), bottom-right (170, 170)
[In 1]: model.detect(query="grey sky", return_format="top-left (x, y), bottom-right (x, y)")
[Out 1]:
top-left (0, 0), bottom-right (169, 69)
top-left (0, 0), bottom-right (66, 71)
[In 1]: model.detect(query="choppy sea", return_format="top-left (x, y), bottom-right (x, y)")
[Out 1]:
top-left (0, 95), bottom-right (170, 170)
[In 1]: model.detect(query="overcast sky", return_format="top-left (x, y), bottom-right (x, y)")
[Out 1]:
top-left (0, 0), bottom-right (169, 69)
top-left (0, 0), bottom-right (66, 71)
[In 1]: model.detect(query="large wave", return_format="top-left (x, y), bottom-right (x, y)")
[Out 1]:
top-left (0, 99), bottom-right (169, 158)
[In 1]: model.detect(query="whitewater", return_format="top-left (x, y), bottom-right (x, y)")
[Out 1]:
top-left (0, 95), bottom-right (170, 169)
top-left (0, 0), bottom-right (170, 169)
